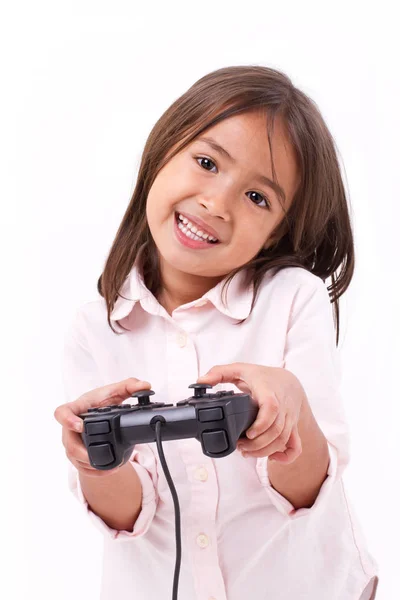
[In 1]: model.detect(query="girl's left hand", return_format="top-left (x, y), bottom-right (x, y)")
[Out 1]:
top-left (197, 363), bottom-right (306, 463)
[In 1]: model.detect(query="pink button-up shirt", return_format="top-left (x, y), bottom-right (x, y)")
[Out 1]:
top-left (63, 261), bottom-right (378, 600)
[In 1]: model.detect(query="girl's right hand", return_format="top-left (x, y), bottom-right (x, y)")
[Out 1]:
top-left (54, 377), bottom-right (152, 478)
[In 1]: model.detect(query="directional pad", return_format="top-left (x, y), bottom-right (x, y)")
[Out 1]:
top-left (137, 402), bottom-right (171, 410)
top-left (176, 399), bottom-right (189, 406)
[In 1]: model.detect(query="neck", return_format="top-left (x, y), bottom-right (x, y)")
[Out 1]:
top-left (156, 260), bottom-right (224, 316)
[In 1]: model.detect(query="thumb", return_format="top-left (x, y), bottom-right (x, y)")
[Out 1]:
top-left (75, 378), bottom-right (152, 417)
top-left (197, 363), bottom-right (246, 384)
top-left (197, 363), bottom-right (252, 395)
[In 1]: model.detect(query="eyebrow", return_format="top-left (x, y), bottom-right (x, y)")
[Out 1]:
top-left (196, 136), bottom-right (286, 205)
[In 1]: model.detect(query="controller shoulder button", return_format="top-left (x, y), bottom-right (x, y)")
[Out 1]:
top-left (202, 430), bottom-right (229, 454)
top-left (89, 442), bottom-right (115, 467)
top-left (198, 407), bottom-right (224, 422)
top-left (85, 421), bottom-right (110, 435)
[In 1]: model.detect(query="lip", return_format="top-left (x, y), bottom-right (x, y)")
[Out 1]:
top-left (176, 210), bottom-right (220, 241)
top-left (174, 213), bottom-right (220, 250)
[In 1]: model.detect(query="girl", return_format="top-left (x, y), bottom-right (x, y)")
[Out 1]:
top-left (55, 65), bottom-right (379, 599)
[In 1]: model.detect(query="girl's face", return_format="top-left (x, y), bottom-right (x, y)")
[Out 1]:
top-left (146, 110), bottom-right (299, 292)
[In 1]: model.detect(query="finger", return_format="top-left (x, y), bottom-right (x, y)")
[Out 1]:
top-left (240, 412), bottom-right (286, 452)
top-left (54, 403), bottom-right (86, 432)
top-left (54, 377), bottom-right (152, 431)
top-left (197, 362), bottom-right (255, 394)
top-left (269, 427), bottom-right (303, 464)
top-left (62, 428), bottom-right (91, 464)
top-left (197, 362), bottom-right (244, 384)
top-left (69, 456), bottom-right (121, 478)
top-left (260, 415), bottom-right (292, 455)
top-left (245, 394), bottom-right (280, 440)
top-left (68, 456), bottom-right (94, 472)
top-left (79, 377), bottom-right (152, 411)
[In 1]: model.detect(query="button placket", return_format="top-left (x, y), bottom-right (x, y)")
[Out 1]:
top-left (176, 331), bottom-right (187, 347)
top-left (196, 533), bottom-right (209, 549)
top-left (195, 466), bottom-right (208, 482)
top-left (165, 319), bottom-right (226, 598)
top-left (183, 458), bottom-right (227, 600)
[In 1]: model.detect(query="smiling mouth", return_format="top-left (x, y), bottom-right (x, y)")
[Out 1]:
top-left (174, 212), bottom-right (220, 244)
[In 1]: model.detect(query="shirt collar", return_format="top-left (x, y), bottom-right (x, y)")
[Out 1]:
top-left (110, 245), bottom-right (254, 322)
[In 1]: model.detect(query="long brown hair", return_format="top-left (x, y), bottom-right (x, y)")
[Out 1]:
top-left (97, 65), bottom-right (355, 346)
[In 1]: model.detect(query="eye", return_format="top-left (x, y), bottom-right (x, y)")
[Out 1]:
top-left (246, 191), bottom-right (271, 209)
top-left (196, 156), bottom-right (217, 173)
top-left (194, 156), bottom-right (271, 210)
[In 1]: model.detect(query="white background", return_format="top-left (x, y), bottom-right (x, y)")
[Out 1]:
top-left (3, 1), bottom-right (399, 598)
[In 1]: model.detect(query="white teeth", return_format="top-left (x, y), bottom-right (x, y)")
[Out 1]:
top-left (180, 224), bottom-right (208, 242)
top-left (177, 213), bottom-right (218, 242)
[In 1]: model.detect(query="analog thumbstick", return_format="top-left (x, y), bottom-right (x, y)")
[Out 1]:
top-left (188, 383), bottom-right (212, 398)
top-left (131, 389), bottom-right (155, 406)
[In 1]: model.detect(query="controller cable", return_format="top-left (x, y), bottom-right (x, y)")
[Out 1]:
top-left (154, 419), bottom-right (182, 600)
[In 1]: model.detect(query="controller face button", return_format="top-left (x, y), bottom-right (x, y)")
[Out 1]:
top-left (89, 443), bottom-right (115, 467)
top-left (97, 407), bottom-right (112, 412)
top-left (87, 408), bottom-right (98, 413)
top-left (85, 421), bottom-right (110, 435)
top-left (202, 430), bottom-right (229, 454)
top-left (120, 404), bottom-right (132, 409)
top-left (198, 407), bottom-right (224, 422)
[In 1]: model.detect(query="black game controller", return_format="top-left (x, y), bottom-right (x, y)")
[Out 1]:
top-left (79, 384), bottom-right (259, 470)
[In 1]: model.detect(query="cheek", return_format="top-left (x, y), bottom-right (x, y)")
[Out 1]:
top-left (147, 168), bottom-right (189, 215)
top-left (234, 236), bottom-right (262, 256)
top-left (231, 222), bottom-right (270, 258)
top-left (146, 178), bottom-right (170, 222)
top-left (236, 214), bottom-right (269, 242)
top-left (145, 191), bottom-right (156, 226)
top-left (145, 192), bottom-right (167, 241)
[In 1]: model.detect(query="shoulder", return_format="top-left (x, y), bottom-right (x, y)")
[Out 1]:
top-left (253, 266), bottom-right (332, 328)
top-left (259, 266), bottom-right (328, 301)
top-left (271, 265), bottom-right (322, 285)
top-left (67, 298), bottom-right (109, 339)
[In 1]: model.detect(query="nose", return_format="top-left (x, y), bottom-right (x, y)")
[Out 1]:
top-left (197, 186), bottom-right (233, 221)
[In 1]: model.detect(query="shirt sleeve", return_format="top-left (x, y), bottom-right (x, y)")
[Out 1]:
top-left (62, 306), bottom-right (159, 540)
top-left (256, 274), bottom-right (351, 519)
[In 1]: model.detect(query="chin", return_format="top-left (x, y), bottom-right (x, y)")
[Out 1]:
top-left (159, 250), bottom-right (214, 278)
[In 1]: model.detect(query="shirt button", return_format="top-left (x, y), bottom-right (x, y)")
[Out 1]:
top-left (176, 331), bottom-right (187, 347)
top-left (195, 466), bottom-right (208, 481)
top-left (196, 533), bottom-right (209, 548)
